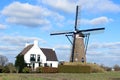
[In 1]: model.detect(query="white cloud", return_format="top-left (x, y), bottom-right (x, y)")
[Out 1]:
top-left (83, 42), bottom-right (120, 66)
top-left (0, 35), bottom-right (45, 51)
top-left (40, 0), bottom-right (120, 13)
top-left (89, 17), bottom-right (112, 25)
top-left (87, 54), bottom-right (120, 67)
top-left (88, 42), bottom-right (120, 50)
top-left (1, 2), bottom-right (65, 27)
top-left (0, 45), bottom-right (21, 51)
top-left (81, 16), bottom-right (113, 25)
top-left (55, 45), bottom-right (71, 50)
top-left (0, 35), bottom-right (46, 46)
top-left (0, 35), bottom-right (47, 63)
top-left (0, 24), bottom-right (7, 29)
top-left (41, 0), bottom-right (76, 13)
top-left (69, 16), bottom-right (112, 26)
top-left (78, 0), bottom-right (120, 13)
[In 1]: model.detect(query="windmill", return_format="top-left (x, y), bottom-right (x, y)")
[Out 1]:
top-left (50, 5), bottom-right (105, 62)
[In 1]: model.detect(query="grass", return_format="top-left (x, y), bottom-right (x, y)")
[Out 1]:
top-left (0, 72), bottom-right (120, 80)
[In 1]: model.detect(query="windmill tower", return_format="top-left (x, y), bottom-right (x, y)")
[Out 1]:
top-left (71, 33), bottom-right (86, 62)
top-left (50, 5), bottom-right (105, 63)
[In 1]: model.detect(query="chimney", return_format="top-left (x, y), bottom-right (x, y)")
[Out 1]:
top-left (34, 40), bottom-right (38, 46)
top-left (53, 48), bottom-right (55, 51)
top-left (25, 42), bottom-right (29, 47)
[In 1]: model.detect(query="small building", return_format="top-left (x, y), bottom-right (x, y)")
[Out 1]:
top-left (18, 40), bottom-right (58, 69)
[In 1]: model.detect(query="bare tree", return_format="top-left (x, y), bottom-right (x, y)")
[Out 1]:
top-left (0, 55), bottom-right (8, 66)
top-left (113, 64), bottom-right (120, 71)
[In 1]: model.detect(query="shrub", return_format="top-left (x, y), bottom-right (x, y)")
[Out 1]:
top-left (22, 67), bottom-right (32, 73)
top-left (0, 65), bottom-right (3, 73)
top-left (105, 67), bottom-right (112, 71)
top-left (90, 64), bottom-right (105, 73)
top-left (1, 63), bottom-right (17, 73)
top-left (2, 66), bottom-right (10, 73)
top-left (36, 67), bottom-right (42, 73)
top-left (7, 63), bottom-right (16, 73)
top-left (100, 64), bottom-right (112, 71)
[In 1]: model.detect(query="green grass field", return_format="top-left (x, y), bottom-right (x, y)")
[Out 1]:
top-left (0, 72), bottom-right (120, 80)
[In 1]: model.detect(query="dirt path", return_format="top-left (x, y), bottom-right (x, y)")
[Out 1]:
top-left (0, 77), bottom-right (3, 80)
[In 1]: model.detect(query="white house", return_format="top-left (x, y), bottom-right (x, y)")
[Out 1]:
top-left (18, 40), bottom-right (58, 69)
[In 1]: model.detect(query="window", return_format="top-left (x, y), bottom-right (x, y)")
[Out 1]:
top-left (50, 63), bottom-right (52, 67)
top-left (30, 54), bottom-right (36, 62)
top-left (37, 55), bottom-right (40, 62)
top-left (44, 63), bottom-right (47, 67)
top-left (44, 63), bottom-right (49, 67)
top-left (81, 57), bottom-right (84, 63)
top-left (39, 62), bottom-right (41, 67)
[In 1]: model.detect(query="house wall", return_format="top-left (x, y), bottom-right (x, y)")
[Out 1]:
top-left (24, 40), bottom-right (58, 69)
top-left (24, 42), bottom-right (47, 69)
top-left (46, 61), bottom-right (58, 68)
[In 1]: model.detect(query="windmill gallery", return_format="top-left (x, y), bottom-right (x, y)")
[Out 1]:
top-left (50, 5), bottom-right (105, 63)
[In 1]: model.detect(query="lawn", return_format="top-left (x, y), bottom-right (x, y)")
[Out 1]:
top-left (0, 72), bottom-right (120, 80)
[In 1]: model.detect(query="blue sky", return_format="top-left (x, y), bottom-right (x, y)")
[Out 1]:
top-left (0, 0), bottom-right (120, 67)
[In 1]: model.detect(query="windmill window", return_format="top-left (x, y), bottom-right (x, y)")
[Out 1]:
top-left (37, 55), bottom-right (40, 62)
top-left (81, 57), bottom-right (84, 63)
top-left (76, 53), bottom-right (78, 56)
top-left (30, 54), bottom-right (36, 62)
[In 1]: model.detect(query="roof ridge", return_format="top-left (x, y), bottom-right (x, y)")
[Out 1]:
top-left (40, 47), bottom-right (54, 50)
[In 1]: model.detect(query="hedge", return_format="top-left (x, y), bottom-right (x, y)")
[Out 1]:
top-left (58, 62), bottom-right (105, 73)
top-left (36, 67), bottom-right (58, 73)
top-left (42, 67), bottom-right (58, 73)
top-left (58, 65), bottom-right (91, 73)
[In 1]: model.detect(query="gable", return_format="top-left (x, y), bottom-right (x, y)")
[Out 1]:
top-left (40, 48), bottom-right (58, 61)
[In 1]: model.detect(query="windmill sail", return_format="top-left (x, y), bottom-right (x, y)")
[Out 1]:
top-left (50, 5), bottom-right (105, 63)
